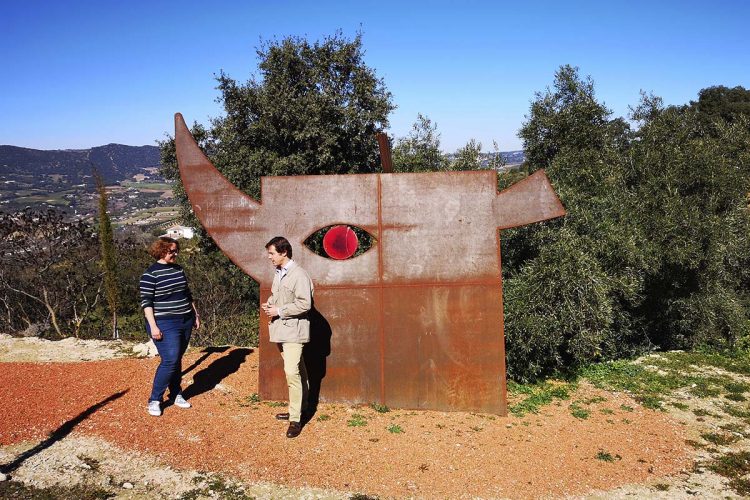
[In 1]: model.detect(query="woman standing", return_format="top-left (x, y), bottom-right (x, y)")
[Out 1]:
top-left (140, 237), bottom-right (200, 416)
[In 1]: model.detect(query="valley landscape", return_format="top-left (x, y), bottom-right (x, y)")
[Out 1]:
top-left (0, 144), bottom-right (523, 233)
top-left (0, 144), bottom-right (178, 231)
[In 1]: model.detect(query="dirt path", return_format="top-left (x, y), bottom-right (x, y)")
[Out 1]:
top-left (0, 335), bottom-right (728, 499)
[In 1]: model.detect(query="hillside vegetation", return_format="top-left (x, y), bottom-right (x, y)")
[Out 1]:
top-left (502, 70), bottom-right (750, 380)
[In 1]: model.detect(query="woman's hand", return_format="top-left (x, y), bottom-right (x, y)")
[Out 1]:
top-left (191, 304), bottom-right (201, 330)
top-left (144, 307), bottom-right (161, 340)
top-left (150, 326), bottom-right (163, 340)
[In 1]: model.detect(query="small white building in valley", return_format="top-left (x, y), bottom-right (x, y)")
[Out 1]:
top-left (162, 224), bottom-right (194, 240)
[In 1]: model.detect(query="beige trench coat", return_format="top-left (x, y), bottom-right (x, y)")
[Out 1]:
top-left (267, 263), bottom-right (314, 343)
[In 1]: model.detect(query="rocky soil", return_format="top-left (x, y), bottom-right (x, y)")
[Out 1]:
top-left (0, 334), bottom-right (745, 499)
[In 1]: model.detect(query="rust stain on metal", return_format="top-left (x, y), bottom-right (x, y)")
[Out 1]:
top-left (174, 112), bottom-right (566, 415)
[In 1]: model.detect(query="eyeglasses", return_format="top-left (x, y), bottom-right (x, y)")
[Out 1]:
top-left (166, 248), bottom-right (179, 255)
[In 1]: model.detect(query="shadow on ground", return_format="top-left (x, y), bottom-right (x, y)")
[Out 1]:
top-left (0, 389), bottom-right (128, 475)
top-left (181, 348), bottom-right (252, 401)
top-left (182, 346), bottom-right (231, 377)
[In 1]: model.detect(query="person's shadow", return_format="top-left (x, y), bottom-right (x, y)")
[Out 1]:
top-left (182, 346), bottom-right (231, 377)
top-left (302, 307), bottom-right (332, 422)
top-left (180, 347), bottom-right (252, 401)
top-left (0, 390), bottom-right (128, 476)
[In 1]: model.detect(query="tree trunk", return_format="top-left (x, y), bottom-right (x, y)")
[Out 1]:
top-left (42, 287), bottom-right (63, 338)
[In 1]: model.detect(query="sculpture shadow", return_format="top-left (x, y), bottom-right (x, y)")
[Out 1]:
top-left (181, 348), bottom-right (252, 401)
top-left (303, 307), bottom-right (332, 420)
top-left (182, 345), bottom-right (231, 377)
top-left (0, 389), bottom-right (129, 475)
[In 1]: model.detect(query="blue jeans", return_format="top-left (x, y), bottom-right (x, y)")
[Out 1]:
top-left (147, 314), bottom-right (194, 402)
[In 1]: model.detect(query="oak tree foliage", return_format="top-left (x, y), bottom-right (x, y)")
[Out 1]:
top-left (689, 85), bottom-right (750, 132)
top-left (160, 32), bottom-right (394, 230)
top-left (392, 113), bottom-right (450, 172)
top-left (503, 67), bottom-right (750, 380)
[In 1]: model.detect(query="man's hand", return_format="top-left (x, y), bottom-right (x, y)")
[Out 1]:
top-left (262, 302), bottom-right (279, 318)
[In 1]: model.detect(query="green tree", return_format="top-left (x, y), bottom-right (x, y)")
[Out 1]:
top-left (160, 32), bottom-right (394, 252)
top-left (392, 114), bottom-right (450, 172)
top-left (689, 85), bottom-right (750, 130)
top-left (161, 31), bottom-right (393, 206)
top-left (504, 66), bottom-right (750, 381)
top-left (504, 65), bottom-right (643, 381)
top-left (95, 172), bottom-right (119, 339)
top-left (451, 139), bottom-right (483, 171)
top-left (520, 66), bottom-right (625, 172)
top-left (486, 141), bottom-right (507, 171)
top-left (627, 95), bottom-right (750, 350)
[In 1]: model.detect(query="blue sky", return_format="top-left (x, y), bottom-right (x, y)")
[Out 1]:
top-left (1, 0), bottom-right (748, 152)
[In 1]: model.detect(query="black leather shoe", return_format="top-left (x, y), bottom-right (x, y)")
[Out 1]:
top-left (275, 412), bottom-right (290, 421)
top-left (286, 421), bottom-right (302, 438)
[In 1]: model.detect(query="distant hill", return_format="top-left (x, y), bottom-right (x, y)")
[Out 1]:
top-left (0, 143), bottom-right (161, 185)
top-left (0, 143), bottom-right (524, 217)
top-left (499, 150), bottom-right (525, 165)
top-left (444, 150), bottom-right (526, 169)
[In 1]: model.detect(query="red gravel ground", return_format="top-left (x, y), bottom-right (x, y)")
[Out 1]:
top-left (0, 347), bottom-right (691, 498)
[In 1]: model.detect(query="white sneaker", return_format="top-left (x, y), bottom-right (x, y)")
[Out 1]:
top-left (173, 394), bottom-right (191, 409)
top-left (147, 400), bottom-right (162, 416)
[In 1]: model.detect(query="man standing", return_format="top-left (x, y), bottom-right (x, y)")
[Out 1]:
top-left (261, 236), bottom-right (314, 438)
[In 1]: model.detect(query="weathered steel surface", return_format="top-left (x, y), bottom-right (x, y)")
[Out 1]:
top-left (175, 112), bottom-right (566, 414)
top-left (376, 132), bottom-right (393, 173)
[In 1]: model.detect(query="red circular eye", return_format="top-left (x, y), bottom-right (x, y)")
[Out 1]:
top-left (322, 225), bottom-right (359, 260)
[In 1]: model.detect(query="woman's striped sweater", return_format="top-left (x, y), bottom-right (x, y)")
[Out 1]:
top-left (139, 262), bottom-right (194, 317)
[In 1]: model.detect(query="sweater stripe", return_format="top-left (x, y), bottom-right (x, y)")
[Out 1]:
top-left (139, 263), bottom-right (193, 317)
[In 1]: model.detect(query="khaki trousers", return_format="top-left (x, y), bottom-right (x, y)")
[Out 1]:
top-left (278, 342), bottom-right (308, 422)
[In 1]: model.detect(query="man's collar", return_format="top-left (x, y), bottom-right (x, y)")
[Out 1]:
top-left (277, 259), bottom-right (295, 273)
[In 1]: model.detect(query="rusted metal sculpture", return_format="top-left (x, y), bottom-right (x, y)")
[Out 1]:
top-left (174, 113), bottom-right (565, 414)
top-left (375, 132), bottom-right (393, 173)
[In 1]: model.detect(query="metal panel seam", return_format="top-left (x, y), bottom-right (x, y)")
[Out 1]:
top-left (377, 174), bottom-right (385, 404)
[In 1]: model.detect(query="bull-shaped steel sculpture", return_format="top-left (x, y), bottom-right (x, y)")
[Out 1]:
top-left (174, 113), bottom-right (565, 414)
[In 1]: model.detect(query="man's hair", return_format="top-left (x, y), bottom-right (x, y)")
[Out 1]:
top-left (265, 236), bottom-right (293, 258)
top-left (149, 237), bottom-right (179, 260)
